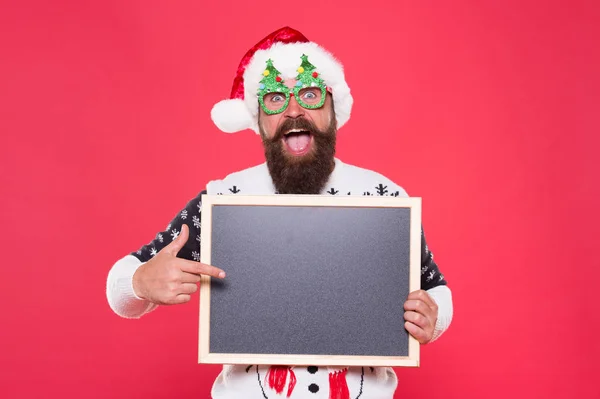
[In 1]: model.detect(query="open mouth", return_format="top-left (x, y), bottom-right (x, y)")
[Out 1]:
top-left (282, 129), bottom-right (313, 156)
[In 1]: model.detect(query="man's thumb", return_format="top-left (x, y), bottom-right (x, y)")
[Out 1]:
top-left (165, 224), bottom-right (189, 255)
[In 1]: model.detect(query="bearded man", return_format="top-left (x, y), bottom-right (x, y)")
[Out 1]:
top-left (106, 27), bottom-right (453, 399)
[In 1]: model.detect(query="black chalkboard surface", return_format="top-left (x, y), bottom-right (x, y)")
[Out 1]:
top-left (199, 195), bottom-right (421, 367)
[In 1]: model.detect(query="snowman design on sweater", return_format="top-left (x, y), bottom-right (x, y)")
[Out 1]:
top-left (131, 158), bottom-right (448, 399)
top-left (211, 364), bottom-right (392, 399)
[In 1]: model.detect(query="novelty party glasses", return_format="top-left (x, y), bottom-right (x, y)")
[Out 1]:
top-left (258, 55), bottom-right (327, 115)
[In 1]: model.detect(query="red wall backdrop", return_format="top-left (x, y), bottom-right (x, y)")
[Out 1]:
top-left (1, 1), bottom-right (598, 398)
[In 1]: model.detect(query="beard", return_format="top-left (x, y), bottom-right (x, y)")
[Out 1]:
top-left (260, 115), bottom-right (337, 195)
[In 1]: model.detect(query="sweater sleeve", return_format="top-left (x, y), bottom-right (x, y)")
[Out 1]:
top-left (421, 227), bottom-right (447, 290)
top-left (106, 191), bottom-right (206, 319)
top-left (421, 227), bottom-right (453, 342)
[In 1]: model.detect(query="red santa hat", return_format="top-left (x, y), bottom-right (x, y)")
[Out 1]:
top-left (210, 27), bottom-right (353, 134)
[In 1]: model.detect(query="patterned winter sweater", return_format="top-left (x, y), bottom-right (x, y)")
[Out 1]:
top-left (106, 158), bottom-right (453, 399)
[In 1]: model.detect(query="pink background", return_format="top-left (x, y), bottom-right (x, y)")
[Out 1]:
top-left (1, 0), bottom-right (598, 397)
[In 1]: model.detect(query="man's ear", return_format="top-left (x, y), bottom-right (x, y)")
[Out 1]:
top-left (256, 110), bottom-right (268, 139)
top-left (328, 94), bottom-right (337, 125)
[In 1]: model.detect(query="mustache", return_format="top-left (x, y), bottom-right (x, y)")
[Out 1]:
top-left (272, 117), bottom-right (320, 142)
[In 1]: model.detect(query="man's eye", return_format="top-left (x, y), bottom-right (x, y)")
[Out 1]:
top-left (270, 95), bottom-right (284, 102)
top-left (300, 88), bottom-right (321, 102)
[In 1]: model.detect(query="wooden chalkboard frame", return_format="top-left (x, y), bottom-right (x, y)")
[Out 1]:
top-left (199, 194), bottom-right (422, 367)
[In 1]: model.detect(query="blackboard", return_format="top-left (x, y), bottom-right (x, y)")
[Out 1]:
top-left (199, 195), bottom-right (421, 367)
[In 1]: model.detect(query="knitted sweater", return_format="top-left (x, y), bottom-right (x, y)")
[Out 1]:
top-left (106, 158), bottom-right (453, 399)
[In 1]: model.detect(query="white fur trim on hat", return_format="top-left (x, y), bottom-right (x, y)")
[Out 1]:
top-left (211, 98), bottom-right (257, 133)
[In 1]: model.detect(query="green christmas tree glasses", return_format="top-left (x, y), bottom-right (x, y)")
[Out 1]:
top-left (257, 54), bottom-right (328, 115)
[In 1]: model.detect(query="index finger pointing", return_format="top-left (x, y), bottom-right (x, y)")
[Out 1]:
top-left (179, 259), bottom-right (226, 279)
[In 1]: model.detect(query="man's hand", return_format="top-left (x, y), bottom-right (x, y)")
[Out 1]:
top-left (132, 224), bottom-right (226, 305)
top-left (404, 290), bottom-right (438, 344)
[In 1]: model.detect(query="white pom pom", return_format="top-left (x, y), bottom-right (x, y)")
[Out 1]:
top-left (210, 99), bottom-right (255, 133)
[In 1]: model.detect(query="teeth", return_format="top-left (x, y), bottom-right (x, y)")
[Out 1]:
top-left (285, 129), bottom-right (304, 135)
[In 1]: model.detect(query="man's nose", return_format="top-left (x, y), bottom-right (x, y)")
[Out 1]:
top-left (283, 94), bottom-right (305, 118)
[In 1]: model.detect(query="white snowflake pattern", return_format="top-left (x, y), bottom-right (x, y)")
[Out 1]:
top-left (136, 249), bottom-right (142, 255)
top-left (165, 223), bottom-right (171, 233)
top-left (427, 270), bottom-right (436, 282)
top-left (197, 201), bottom-right (202, 213)
top-left (196, 234), bottom-right (201, 243)
top-left (421, 265), bottom-right (428, 275)
top-left (157, 233), bottom-right (163, 243)
top-left (439, 274), bottom-right (445, 282)
top-left (192, 215), bottom-right (201, 229)
top-left (150, 248), bottom-right (157, 257)
top-left (191, 251), bottom-right (200, 262)
top-left (181, 209), bottom-right (188, 220)
top-left (171, 229), bottom-right (180, 240)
